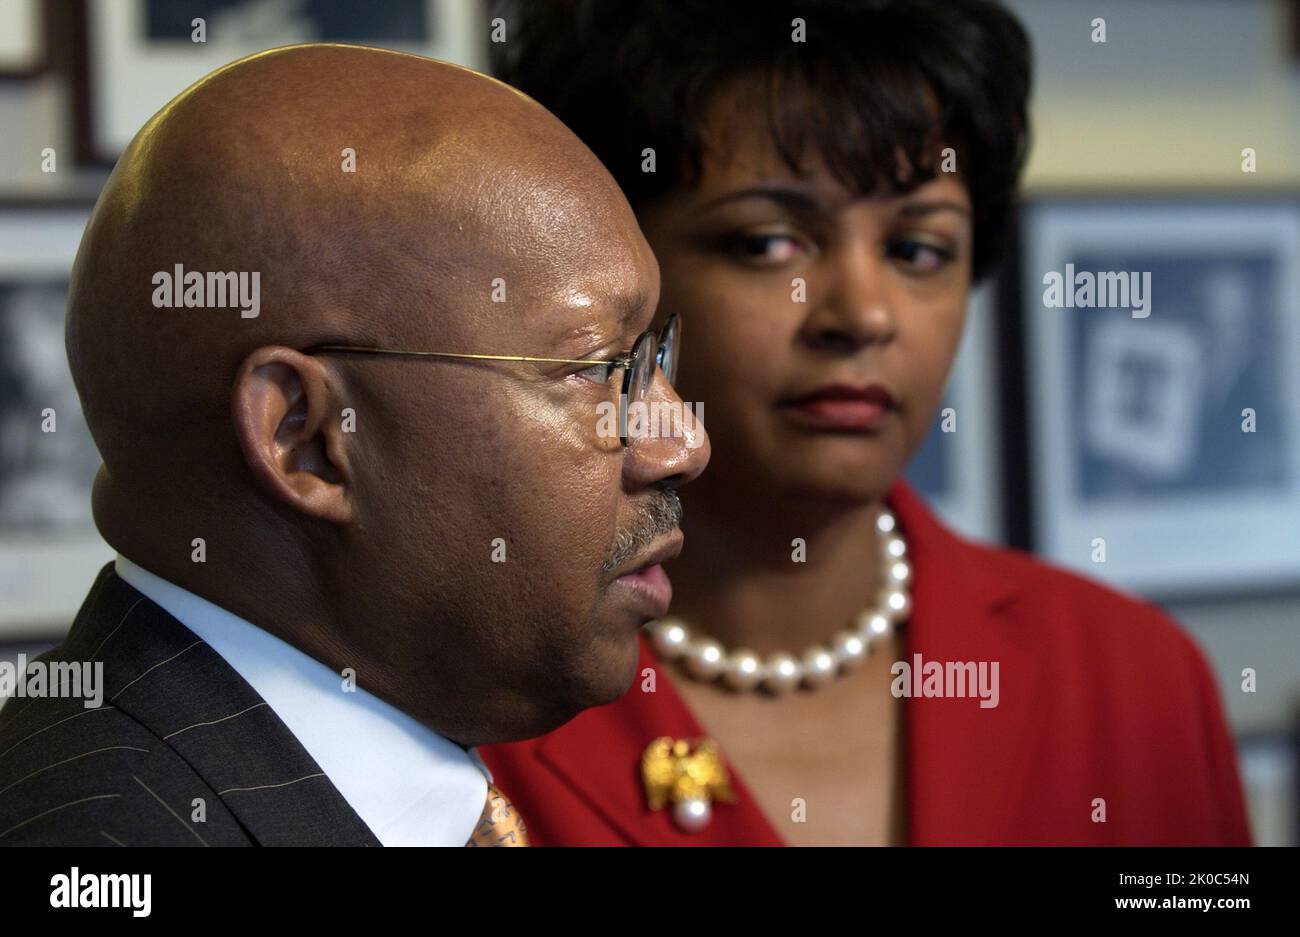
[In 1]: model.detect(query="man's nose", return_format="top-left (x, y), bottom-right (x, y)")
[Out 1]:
top-left (621, 371), bottom-right (710, 492)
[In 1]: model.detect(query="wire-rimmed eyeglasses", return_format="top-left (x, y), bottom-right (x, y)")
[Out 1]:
top-left (303, 313), bottom-right (680, 447)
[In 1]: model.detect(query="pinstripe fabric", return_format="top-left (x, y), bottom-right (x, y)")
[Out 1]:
top-left (0, 565), bottom-right (380, 846)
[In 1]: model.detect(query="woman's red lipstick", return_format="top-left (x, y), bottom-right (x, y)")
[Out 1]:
top-left (778, 383), bottom-right (897, 432)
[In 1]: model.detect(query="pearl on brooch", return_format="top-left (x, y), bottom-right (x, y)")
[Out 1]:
top-left (672, 797), bottom-right (712, 832)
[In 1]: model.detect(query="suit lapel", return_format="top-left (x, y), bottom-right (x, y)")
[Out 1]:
top-left (67, 566), bottom-right (380, 846)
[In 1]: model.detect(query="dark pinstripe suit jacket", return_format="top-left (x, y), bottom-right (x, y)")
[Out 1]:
top-left (0, 565), bottom-right (380, 846)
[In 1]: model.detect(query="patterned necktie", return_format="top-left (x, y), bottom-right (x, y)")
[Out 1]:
top-left (465, 782), bottom-right (530, 846)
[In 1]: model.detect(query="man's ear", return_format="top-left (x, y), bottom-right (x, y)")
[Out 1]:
top-left (231, 346), bottom-right (353, 524)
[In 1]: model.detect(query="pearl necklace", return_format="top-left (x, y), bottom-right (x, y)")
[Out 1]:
top-left (645, 509), bottom-right (911, 694)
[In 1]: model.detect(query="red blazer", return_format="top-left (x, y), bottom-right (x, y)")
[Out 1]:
top-left (481, 480), bottom-right (1253, 845)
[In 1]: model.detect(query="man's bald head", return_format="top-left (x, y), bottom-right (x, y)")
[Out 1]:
top-left (70, 43), bottom-right (640, 497)
top-left (60, 43), bottom-right (709, 745)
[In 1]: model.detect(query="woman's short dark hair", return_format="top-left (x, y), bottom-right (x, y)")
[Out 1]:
top-left (490, 0), bottom-right (1032, 282)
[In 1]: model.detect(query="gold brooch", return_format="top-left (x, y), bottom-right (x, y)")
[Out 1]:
top-left (641, 736), bottom-right (736, 832)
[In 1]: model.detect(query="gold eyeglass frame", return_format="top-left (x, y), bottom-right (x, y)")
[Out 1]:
top-left (303, 313), bottom-right (680, 447)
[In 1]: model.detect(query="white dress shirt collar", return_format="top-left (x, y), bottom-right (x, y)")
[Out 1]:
top-left (114, 555), bottom-right (489, 847)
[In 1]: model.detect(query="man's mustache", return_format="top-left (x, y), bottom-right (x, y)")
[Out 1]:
top-left (603, 490), bottom-right (683, 575)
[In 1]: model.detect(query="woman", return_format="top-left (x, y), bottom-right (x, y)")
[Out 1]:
top-left (480, 0), bottom-right (1251, 845)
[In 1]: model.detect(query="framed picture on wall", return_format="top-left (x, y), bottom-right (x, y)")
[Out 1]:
top-left (0, 0), bottom-right (43, 76)
top-left (1238, 731), bottom-right (1297, 847)
top-left (903, 282), bottom-right (1004, 545)
top-left (77, 0), bottom-right (488, 163)
top-left (0, 201), bottom-right (111, 638)
top-left (1022, 197), bottom-right (1300, 598)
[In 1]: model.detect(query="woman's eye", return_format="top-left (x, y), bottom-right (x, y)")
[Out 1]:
top-left (889, 239), bottom-right (955, 273)
top-left (727, 232), bottom-right (804, 266)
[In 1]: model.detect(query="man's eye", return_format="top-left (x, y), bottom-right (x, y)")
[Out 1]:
top-left (572, 362), bottom-right (612, 385)
top-left (888, 239), bottom-right (955, 273)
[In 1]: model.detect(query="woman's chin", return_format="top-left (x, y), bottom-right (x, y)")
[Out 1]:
top-left (766, 445), bottom-right (902, 499)
top-left (768, 464), bottom-right (897, 506)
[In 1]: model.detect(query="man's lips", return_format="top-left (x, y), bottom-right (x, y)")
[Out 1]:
top-left (777, 383), bottom-right (898, 432)
top-left (610, 531), bottom-right (683, 619)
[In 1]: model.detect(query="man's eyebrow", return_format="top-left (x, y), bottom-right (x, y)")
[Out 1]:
top-left (557, 287), bottom-right (651, 352)
top-left (614, 287), bottom-right (654, 329)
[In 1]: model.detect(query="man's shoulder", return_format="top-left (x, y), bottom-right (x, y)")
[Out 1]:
top-left (0, 694), bottom-right (252, 846)
top-left (0, 570), bottom-right (379, 846)
top-left (0, 565), bottom-right (265, 847)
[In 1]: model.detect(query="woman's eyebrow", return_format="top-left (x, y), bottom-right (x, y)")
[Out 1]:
top-left (697, 188), bottom-right (972, 223)
top-left (695, 185), bottom-right (822, 215)
top-left (896, 200), bottom-right (972, 219)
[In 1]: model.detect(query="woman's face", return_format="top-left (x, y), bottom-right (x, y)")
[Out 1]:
top-left (638, 86), bottom-right (974, 507)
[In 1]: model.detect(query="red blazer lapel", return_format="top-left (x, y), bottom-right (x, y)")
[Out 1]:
top-left (536, 637), bottom-right (784, 846)
top-left (889, 481), bottom-right (1044, 845)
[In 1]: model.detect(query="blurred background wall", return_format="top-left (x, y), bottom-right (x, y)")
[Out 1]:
top-left (0, 0), bottom-right (1296, 844)
top-left (1007, 0), bottom-right (1300, 847)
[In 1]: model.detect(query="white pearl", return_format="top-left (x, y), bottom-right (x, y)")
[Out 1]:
top-left (762, 653), bottom-right (801, 694)
top-left (885, 535), bottom-right (907, 559)
top-left (801, 645), bottom-right (838, 688)
top-left (649, 619), bottom-right (690, 659)
top-left (685, 638), bottom-right (726, 680)
top-left (673, 797), bottom-right (712, 832)
top-left (722, 649), bottom-right (764, 692)
top-left (884, 588), bottom-right (912, 622)
top-left (858, 610), bottom-right (892, 641)
top-left (876, 511), bottom-right (896, 534)
top-left (831, 630), bottom-right (868, 670)
top-left (888, 559), bottom-right (912, 587)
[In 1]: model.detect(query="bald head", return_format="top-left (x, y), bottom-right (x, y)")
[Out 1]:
top-left (69, 43), bottom-right (641, 505)
top-left (65, 43), bottom-right (708, 744)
